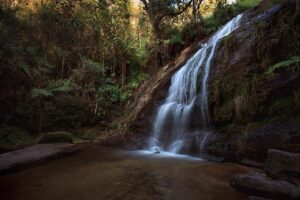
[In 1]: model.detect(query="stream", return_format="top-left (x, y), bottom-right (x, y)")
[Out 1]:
top-left (0, 145), bottom-right (250, 200)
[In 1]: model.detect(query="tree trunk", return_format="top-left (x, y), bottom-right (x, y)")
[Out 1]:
top-left (120, 50), bottom-right (127, 86)
top-left (37, 98), bottom-right (43, 134)
top-left (296, 0), bottom-right (300, 17)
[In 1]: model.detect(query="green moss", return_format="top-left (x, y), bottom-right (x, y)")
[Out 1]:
top-left (39, 131), bottom-right (73, 144)
top-left (215, 100), bottom-right (234, 119)
top-left (219, 123), bottom-right (243, 135)
top-left (255, 21), bottom-right (268, 58)
top-left (236, 0), bottom-right (261, 10)
top-left (224, 34), bottom-right (234, 45)
top-left (212, 73), bottom-right (235, 100)
top-left (294, 89), bottom-right (300, 109)
top-left (72, 128), bottom-right (99, 141)
top-left (268, 97), bottom-right (295, 116)
top-left (245, 117), bottom-right (281, 131)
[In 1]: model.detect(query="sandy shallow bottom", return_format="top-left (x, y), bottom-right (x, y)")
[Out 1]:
top-left (0, 145), bottom-right (250, 200)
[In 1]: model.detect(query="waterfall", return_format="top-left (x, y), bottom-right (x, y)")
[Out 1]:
top-left (149, 14), bottom-right (243, 154)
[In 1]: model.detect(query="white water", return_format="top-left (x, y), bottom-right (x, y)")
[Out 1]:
top-left (149, 14), bottom-right (243, 154)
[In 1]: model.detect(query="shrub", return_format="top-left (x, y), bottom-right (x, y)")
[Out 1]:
top-left (44, 95), bottom-right (89, 130)
top-left (0, 126), bottom-right (32, 151)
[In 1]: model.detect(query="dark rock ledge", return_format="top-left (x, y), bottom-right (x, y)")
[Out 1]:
top-left (0, 143), bottom-right (80, 175)
top-left (230, 149), bottom-right (300, 200)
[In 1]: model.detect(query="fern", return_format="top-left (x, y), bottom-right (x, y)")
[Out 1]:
top-left (266, 56), bottom-right (300, 74)
top-left (31, 88), bottom-right (53, 98)
top-left (19, 61), bottom-right (31, 76)
top-left (83, 58), bottom-right (105, 74)
top-left (48, 79), bottom-right (75, 93)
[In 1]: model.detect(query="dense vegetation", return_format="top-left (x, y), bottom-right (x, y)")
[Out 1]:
top-left (0, 0), bottom-right (266, 150)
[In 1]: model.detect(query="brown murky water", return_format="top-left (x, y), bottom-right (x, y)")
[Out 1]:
top-left (0, 145), bottom-right (249, 200)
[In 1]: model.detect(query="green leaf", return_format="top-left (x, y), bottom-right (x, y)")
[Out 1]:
top-left (31, 88), bottom-right (53, 98)
top-left (48, 79), bottom-right (75, 93)
top-left (266, 56), bottom-right (300, 74)
top-left (19, 61), bottom-right (31, 76)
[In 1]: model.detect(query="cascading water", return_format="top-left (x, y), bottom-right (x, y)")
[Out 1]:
top-left (149, 14), bottom-right (243, 155)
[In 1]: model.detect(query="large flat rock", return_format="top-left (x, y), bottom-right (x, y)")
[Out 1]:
top-left (265, 149), bottom-right (300, 179)
top-left (230, 173), bottom-right (300, 199)
top-left (0, 143), bottom-right (79, 175)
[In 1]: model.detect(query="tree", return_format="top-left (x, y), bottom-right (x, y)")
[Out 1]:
top-left (192, 0), bottom-right (203, 23)
top-left (140, 0), bottom-right (194, 39)
top-left (296, 0), bottom-right (300, 17)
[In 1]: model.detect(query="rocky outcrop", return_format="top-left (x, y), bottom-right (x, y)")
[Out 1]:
top-left (118, 42), bottom-right (203, 146)
top-left (248, 196), bottom-right (273, 200)
top-left (0, 143), bottom-right (80, 175)
top-left (206, 1), bottom-right (300, 161)
top-left (230, 173), bottom-right (300, 199)
top-left (204, 122), bottom-right (300, 162)
top-left (264, 149), bottom-right (300, 180)
top-left (118, 0), bottom-right (300, 162)
top-left (39, 131), bottom-right (74, 144)
top-left (209, 2), bottom-right (300, 128)
top-left (231, 149), bottom-right (300, 199)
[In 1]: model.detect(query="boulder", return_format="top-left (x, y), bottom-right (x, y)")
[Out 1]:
top-left (248, 196), bottom-right (273, 200)
top-left (292, 188), bottom-right (300, 199)
top-left (39, 131), bottom-right (73, 144)
top-left (230, 173), bottom-right (300, 199)
top-left (264, 149), bottom-right (300, 179)
top-left (227, 123), bottom-right (300, 162)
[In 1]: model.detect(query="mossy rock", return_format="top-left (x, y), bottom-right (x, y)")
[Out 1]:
top-left (39, 131), bottom-right (73, 144)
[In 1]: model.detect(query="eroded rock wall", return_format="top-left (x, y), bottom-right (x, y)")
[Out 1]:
top-left (207, 2), bottom-right (300, 161)
top-left (120, 1), bottom-right (300, 160)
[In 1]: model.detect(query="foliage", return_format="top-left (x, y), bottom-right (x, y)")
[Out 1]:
top-left (44, 95), bottom-right (89, 130)
top-left (236, 0), bottom-right (261, 10)
top-left (0, 0), bottom-right (149, 135)
top-left (204, 0), bottom-right (261, 34)
top-left (31, 88), bottom-right (54, 98)
top-left (266, 56), bottom-right (300, 74)
top-left (0, 126), bottom-right (33, 151)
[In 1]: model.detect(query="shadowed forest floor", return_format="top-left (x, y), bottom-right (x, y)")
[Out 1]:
top-left (0, 145), bottom-right (250, 200)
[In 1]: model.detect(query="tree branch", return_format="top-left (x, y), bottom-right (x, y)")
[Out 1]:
top-left (156, 0), bottom-right (193, 26)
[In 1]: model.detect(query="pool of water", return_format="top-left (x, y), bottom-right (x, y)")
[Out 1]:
top-left (0, 145), bottom-right (249, 200)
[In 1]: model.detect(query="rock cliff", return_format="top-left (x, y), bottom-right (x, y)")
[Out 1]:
top-left (120, 0), bottom-right (300, 161)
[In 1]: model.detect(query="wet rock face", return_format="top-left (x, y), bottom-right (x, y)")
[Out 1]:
top-left (206, 2), bottom-right (300, 161)
top-left (209, 3), bottom-right (300, 128)
top-left (230, 173), bottom-right (300, 199)
top-left (230, 149), bottom-right (300, 200)
top-left (209, 3), bottom-right (300, 126)
top-left (204, 122), bottom-right (300, 162)
top-left (120, 42), bottom-right (202, 142)
top-left (121, 1), bottom-right (300, 161)
top-left (228, 123), bottom-right (300, 161)
top-left (264, 149), bottom-right (300, 180)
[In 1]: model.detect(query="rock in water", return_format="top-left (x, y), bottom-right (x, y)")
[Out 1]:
top-left (264, 149), bottom-right (300, 179)
top-left (248, 196), bottom-right (273, 200)
top-left (230, 173), bottom-right (300, 199)
top-left (0, 144), bottom-right (79, 175)
top-left (153, 147), bottom-right (161, 154)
